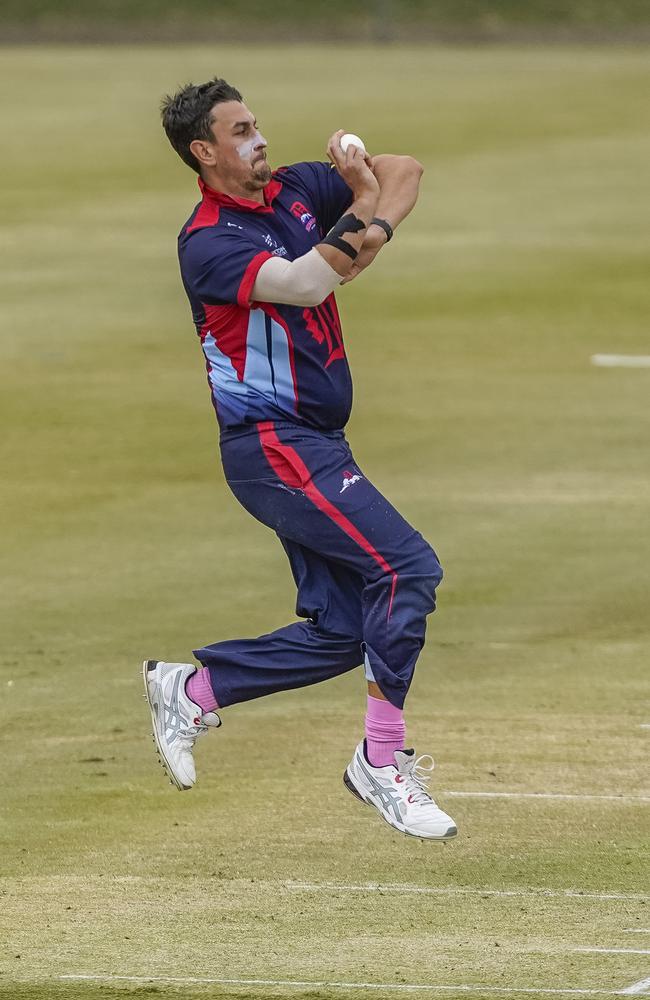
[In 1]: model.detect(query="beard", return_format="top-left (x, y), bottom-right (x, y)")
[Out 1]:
top-left (243, 159), bottom-right (272, 191)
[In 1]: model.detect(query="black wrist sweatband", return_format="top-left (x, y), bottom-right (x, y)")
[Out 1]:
top-left (321, 235), bottom-right (358, 261)
top-left (320, 212), bottom-right (366, 261)
top-left (371, 217), bottom-right (393, 242)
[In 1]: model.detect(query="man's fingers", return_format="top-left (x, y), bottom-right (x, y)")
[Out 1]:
top-left (348, 143), bottom-right (366, 164)
top-left (326, 129), bottom-right (346, 169)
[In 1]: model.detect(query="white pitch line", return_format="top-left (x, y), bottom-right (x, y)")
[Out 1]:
top-left (575, 949), bottom-right (650, 956)
top-left (620, 976), bottom-right (650, 996)
top-left (624, 930), bottom-right (650, 934)
top-left (445, 791), bottom-right (650, 803)
top-left (591, 354), bottom-right (650, 368)
top-left (57, 975), bottom-right (635, 996)
top-left (286, 881), bottom-right (650, 902)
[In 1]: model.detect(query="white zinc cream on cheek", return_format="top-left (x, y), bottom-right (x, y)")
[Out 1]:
top-left (237, 131), bottom-right (267, 160)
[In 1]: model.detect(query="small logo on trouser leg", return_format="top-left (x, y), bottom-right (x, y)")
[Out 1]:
top-left (340, 469), bottom-right (363, 494)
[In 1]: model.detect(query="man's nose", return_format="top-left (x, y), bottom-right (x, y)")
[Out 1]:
top-left (254, 131), bottom-right (267, 149)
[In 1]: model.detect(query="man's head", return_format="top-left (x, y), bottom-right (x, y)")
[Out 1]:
top-left (161, 77), bottom-right (272, 196)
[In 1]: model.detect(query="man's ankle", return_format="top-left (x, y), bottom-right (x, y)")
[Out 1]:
top-left (186, 667), bottom-right (219, 713)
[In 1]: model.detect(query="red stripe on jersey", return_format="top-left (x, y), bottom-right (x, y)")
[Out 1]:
top-left (237, 251), bottom-right (274, 308)
top-left (200, 303), bottom-right (249, 382)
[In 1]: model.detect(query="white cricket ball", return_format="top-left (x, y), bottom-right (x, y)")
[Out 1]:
top-left (340, 132), bottom-right (366, 154)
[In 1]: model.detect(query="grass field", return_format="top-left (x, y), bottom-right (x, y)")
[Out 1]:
top-left (1, 44), bottom-right (649, 1000)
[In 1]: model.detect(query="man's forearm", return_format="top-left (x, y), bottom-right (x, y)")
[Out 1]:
top-left (337, 155), bottom-right (423, 285)
top-left (369, 154), bottom-right (424, 237)
top-left (316, 191), bottom-right (378, 275)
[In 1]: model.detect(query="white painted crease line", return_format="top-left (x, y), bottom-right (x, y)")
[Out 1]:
top-left (575, 948), bottom-right (650, 956)
top-left (57, 976), bottom-right (635, 996)
top-left (624, 930), bottom-right (650, 934)
top-left (640, 725), bottom-right (650, 730)
top-left (591, 354), bottom-right (650, 368)
top-left (286, 881), bottom-right (650, 902)
top-left (445, 791), bottom-right (650, 803)
top-left (620, 976), bottom-right (650, 995)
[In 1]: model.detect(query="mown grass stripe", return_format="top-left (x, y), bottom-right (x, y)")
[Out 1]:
top-left (575, 948), bottom-right (650, 956)
top-left (58, 975), bottom-right (638, 996)
top-left (445, 791), bottom-right (650, 802)
top-left (286, 881), bottom-right (650, 902)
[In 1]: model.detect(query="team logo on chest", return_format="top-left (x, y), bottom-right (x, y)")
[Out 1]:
top-left (290, 200), bottom-right (317, 233)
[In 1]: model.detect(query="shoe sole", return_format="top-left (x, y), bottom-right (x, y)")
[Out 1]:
top-left (343, 766), bottom-right (458, 842)
top-left (142, 659), bottom-right (191, 792)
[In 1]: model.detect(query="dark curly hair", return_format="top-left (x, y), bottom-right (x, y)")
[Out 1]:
top-left (160, 77), bottom-right (243, 174)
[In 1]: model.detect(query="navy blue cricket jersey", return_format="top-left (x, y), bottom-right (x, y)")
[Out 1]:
top-left (178, 162), bottom-right (354, 433)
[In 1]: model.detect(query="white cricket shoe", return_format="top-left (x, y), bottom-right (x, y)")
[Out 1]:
top-left (344, 740), bottom-right (457, 840)
top-left (143, 660), bottom-right (221, 790)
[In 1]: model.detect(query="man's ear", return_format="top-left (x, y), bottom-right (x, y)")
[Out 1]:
top-left (189, 139), bottom-right (217, 170)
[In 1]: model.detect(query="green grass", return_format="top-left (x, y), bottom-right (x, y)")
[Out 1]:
top-left (5, 0), bottom-right (650, 28)
top-left (1, 44), bottom-right (649, 1000)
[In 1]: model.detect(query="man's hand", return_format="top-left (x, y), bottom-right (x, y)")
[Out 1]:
top-left (326, 129), bottom-right (379, 200)
top-left (314, 131), bottom-right (380, 279)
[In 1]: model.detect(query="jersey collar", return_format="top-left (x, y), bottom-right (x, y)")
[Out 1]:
top-left (198, 176), bottom-right (283, 214)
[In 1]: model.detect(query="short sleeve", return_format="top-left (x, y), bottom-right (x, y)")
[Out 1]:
top-left (281, 162), bottom-right (353, 234)
top-left (180, 228), bottom-right (273, 308)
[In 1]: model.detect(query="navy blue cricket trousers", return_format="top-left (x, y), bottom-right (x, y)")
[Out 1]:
top-left (194, 421), bottom-right (443, 709)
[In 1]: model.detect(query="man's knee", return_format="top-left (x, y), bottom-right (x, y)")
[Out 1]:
top-left (425, 545), bottom-right (443, 588)
top-left (392, 542), bottom-right (442, 618)
top-left (403, 539), bottom-right (443, 589)
top-left (365, 537), bottom-right (443, 610)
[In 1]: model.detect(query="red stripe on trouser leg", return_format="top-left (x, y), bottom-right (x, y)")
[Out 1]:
top-left (257, 421), bottom-right (399, 620)
top-left (387, 573), bottom-right (398, 620)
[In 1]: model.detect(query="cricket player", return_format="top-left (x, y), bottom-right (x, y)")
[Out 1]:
top-left (145, 77), bottom-right (457, 840)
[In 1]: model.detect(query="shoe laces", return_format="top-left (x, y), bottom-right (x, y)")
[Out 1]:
top-left (402, 754), bottom-right (436, 805)
top-left (175, 716), bottom-right (208, 751)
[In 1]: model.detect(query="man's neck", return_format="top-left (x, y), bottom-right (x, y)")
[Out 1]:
top-left (201, 171), bottom-right (265, 205)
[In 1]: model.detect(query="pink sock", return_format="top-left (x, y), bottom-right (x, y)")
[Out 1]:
top-left (186, 667), bottom-right (219, 713)
top-left (365, 694), bottom-right (406, 768)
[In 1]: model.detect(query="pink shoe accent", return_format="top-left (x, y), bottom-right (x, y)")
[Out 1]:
top-left (364, 694), bottom-right (405, 768)
top-left (186, 667), bottom-right (219, 713)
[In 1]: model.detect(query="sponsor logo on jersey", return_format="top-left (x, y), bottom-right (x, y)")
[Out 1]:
top-left (290, 200), bottom-right (317, 232)
top-left (264, 234), bottom-right (288, 256)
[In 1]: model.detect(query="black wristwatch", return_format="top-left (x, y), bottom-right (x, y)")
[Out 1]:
top-left (371, 217), bottom-right (393, 242)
